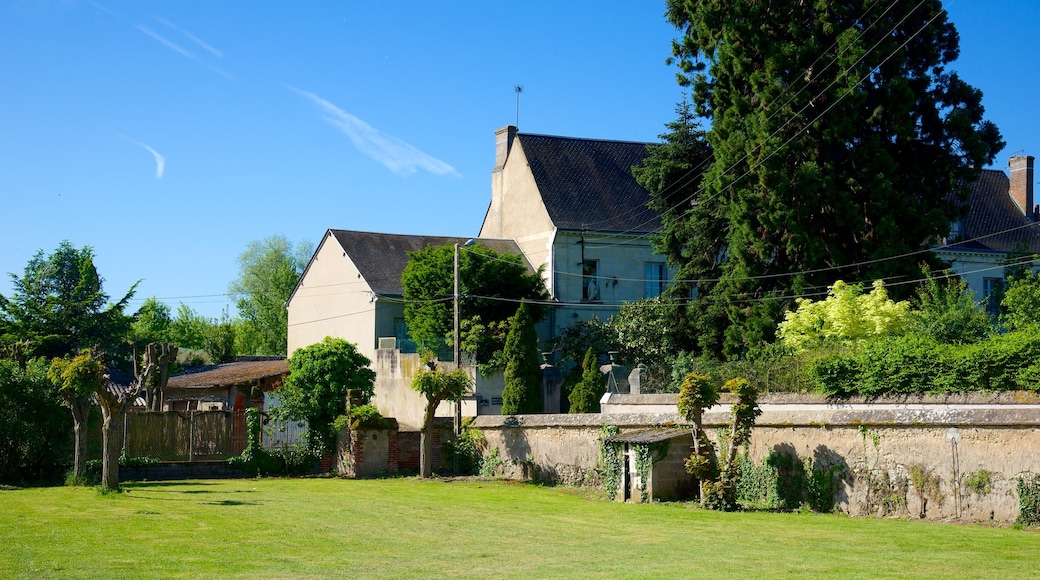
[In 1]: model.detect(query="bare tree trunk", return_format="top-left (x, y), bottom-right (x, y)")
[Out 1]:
top-left (99, 405), bottom-right (121, 490)
top-left (69, 397), bottom-right (91, 482)
top-left (419, 399), bottom-right (440, 478)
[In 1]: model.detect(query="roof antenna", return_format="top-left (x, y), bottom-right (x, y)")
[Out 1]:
top-left (514, 85), bottom-right (523, 128)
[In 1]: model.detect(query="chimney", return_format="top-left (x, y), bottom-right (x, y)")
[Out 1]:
top-left (494, 125), bottom-right (517, 172)
top-left (1009, 155), bottom-right (1035, 216)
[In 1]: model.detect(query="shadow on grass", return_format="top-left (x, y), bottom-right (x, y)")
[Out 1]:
top-left (205, 500), bottom-right (261, 506)
top-left (122, 481), bottom-right (217, 489)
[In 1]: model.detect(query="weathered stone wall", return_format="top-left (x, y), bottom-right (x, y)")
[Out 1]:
top-left (472, 396), bottom-right (1040, 523)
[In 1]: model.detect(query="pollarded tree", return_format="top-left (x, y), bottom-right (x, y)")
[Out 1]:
top-left (500, 301), bottom-right (542, 415)
top-left (48, 349), bottom-right (108, 485)
top-left (410, 349), bottom-right (471, 478)
top-left (278, 337), bottom-right (376, 453)
top-left (660, 0), bottom-right (1004, 358)
top-left (568, 348), bottom-right (605, 414)
top-left (228, 235), bottom-right (312, 356)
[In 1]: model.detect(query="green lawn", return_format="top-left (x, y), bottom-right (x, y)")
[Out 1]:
top-left (1, 478), bottom-right (1037, 579)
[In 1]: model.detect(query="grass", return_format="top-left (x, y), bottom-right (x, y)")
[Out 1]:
top-left (1, 478), bottom-right (1038, 579)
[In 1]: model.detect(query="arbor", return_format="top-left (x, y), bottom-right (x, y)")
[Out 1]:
top-left (0, 241), bottom-right (136, 360)
top-left (500, 301), bottom-right (542, 415)
top-left (410, 349), bottom-right (471, 478)
top-left (657, 0), bottom-right (1003, 358)
top-left (401, 243), bottom-right (549, 366)
top-left (228, 235), bottom-right (312, 356)
top-left (278, 337), bottom-right (376, 453)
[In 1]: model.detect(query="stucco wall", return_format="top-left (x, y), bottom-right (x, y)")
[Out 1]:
top-left (482, 135), bottom-right (556, 290)
top-left (287, 232), bottom-right (378, 359)
top-left (472, 400), bottom-right (1040, 522)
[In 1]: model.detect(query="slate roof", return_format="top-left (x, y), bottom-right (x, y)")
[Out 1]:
top-left (517, 133), bottom-right (658, 233)
top-left (167, 359), bottom-right (289, 390)
top-left (947, 168), bottom-right (1040, 254)
top-left (329, 230), bottom-right (529, 296)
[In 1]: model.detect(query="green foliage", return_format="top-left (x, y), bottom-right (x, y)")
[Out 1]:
top-left (778, 281), bottom-right (910, 352)
top-left (229, 407), bottom-right (318, 477)
top-left (610, 297), bottom-right (679, 368)
top-left (228, 235), bottom-right (312, 356)
top-left (278, 337), bottom-right (376, 453)
top-left (568, 348), bottom-right (605, 414)
top-left (442, 421), bottom-right (486, 475)
top-left (347, 404), bottom-right (391, 430)
top-left (478, 447), bottom-right (504, 478)
top-left (658, 0), bottom-right (1002, 358)
top-left (48, 349), bottom-right (108, 399)
top-left (0, 358), bottom-right (70, 484)
top-left (676, 372), bottom-right (718, 425)
top-left (964, 469), bottom-right (993, 497)
top-left (908, 464), bottom-right (945, 518)
top-left (806, 327), bottom-right (1040, 397)
top-left (410, 352), bottom-right (472, 405)
top-left (169, 303), bottom-right (210, 351)
top-left (401, 243), bottom-right (549, 367)
top-left (1015, 474), bottom-right (1040, 526)
top-left (910, 270), bottom-right (991, 344)
top-left (1001, 270), bottom-right (1040, 331)
top-left (500, 302), bottom-right (542, 415)
top-left (129, 297), bottom-right (172, 347)
top-left (0, 240), bottom-right (136, 360)
top-left (599, 425), bottom-right (622, 501)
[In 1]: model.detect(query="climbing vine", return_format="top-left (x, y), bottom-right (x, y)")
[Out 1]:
top-left (600, 425), bottom-right (622, 501)
top-left (632, 440), bottom-right (670, 504)
top-left (1016, 474), bottom-right (1040, 525)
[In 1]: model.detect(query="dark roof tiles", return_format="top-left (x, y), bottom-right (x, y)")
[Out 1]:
top-left (954, 169), bottom-right (1040, 253)
top-left (329, 230), bottom-right (528, 296)
top-left (518, 133), bottom-right (658, 233)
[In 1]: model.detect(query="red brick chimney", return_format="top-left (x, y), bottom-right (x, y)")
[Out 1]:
top-left (1009, 155), bottom-right (1035, 216)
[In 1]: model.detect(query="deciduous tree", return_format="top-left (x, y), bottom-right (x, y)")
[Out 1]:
top-left (278, 337), bottom-right (376, 453)
top-left (228, 235), bottom-right (312, 356)
top-left (401, 243), bottom-right (548, 366)
top-left (410, 349), bottom-right (471, 478)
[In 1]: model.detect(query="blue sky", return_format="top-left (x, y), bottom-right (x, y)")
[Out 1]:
top-left (1, 1), bottom-right (1038, 319)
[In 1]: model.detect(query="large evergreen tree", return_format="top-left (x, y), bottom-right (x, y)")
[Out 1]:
top-left (653, 0), bottom-right (1003, 358)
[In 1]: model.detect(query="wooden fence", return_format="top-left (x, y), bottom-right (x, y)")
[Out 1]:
top-left (85, 410), bottom-right (307, 462)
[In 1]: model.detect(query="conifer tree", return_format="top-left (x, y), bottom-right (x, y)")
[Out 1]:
top-left (500, 301), bottom-right (541, 415)
top-left (654, 0), bottom-right (1003, 358)
top-left (568, 348), bottom-right (605, 414)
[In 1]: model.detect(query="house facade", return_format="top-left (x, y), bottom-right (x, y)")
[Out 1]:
top-left (286, 229), bottom-right (529, 428)
top-left (934, 155), bottom-right (1040, 312)
top-left (480, 126), bottom-right (666, 340)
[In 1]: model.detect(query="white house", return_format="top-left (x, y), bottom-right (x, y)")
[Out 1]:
top-left (480, 126), bottom-right (666, 341)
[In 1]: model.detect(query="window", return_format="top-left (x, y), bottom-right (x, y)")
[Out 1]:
top-left (645, 262), bottom-right (668, 298)
top-left (983, 277), bottom-right (1004, 316)
top-left (582, 260), bottom-right (599, 301)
